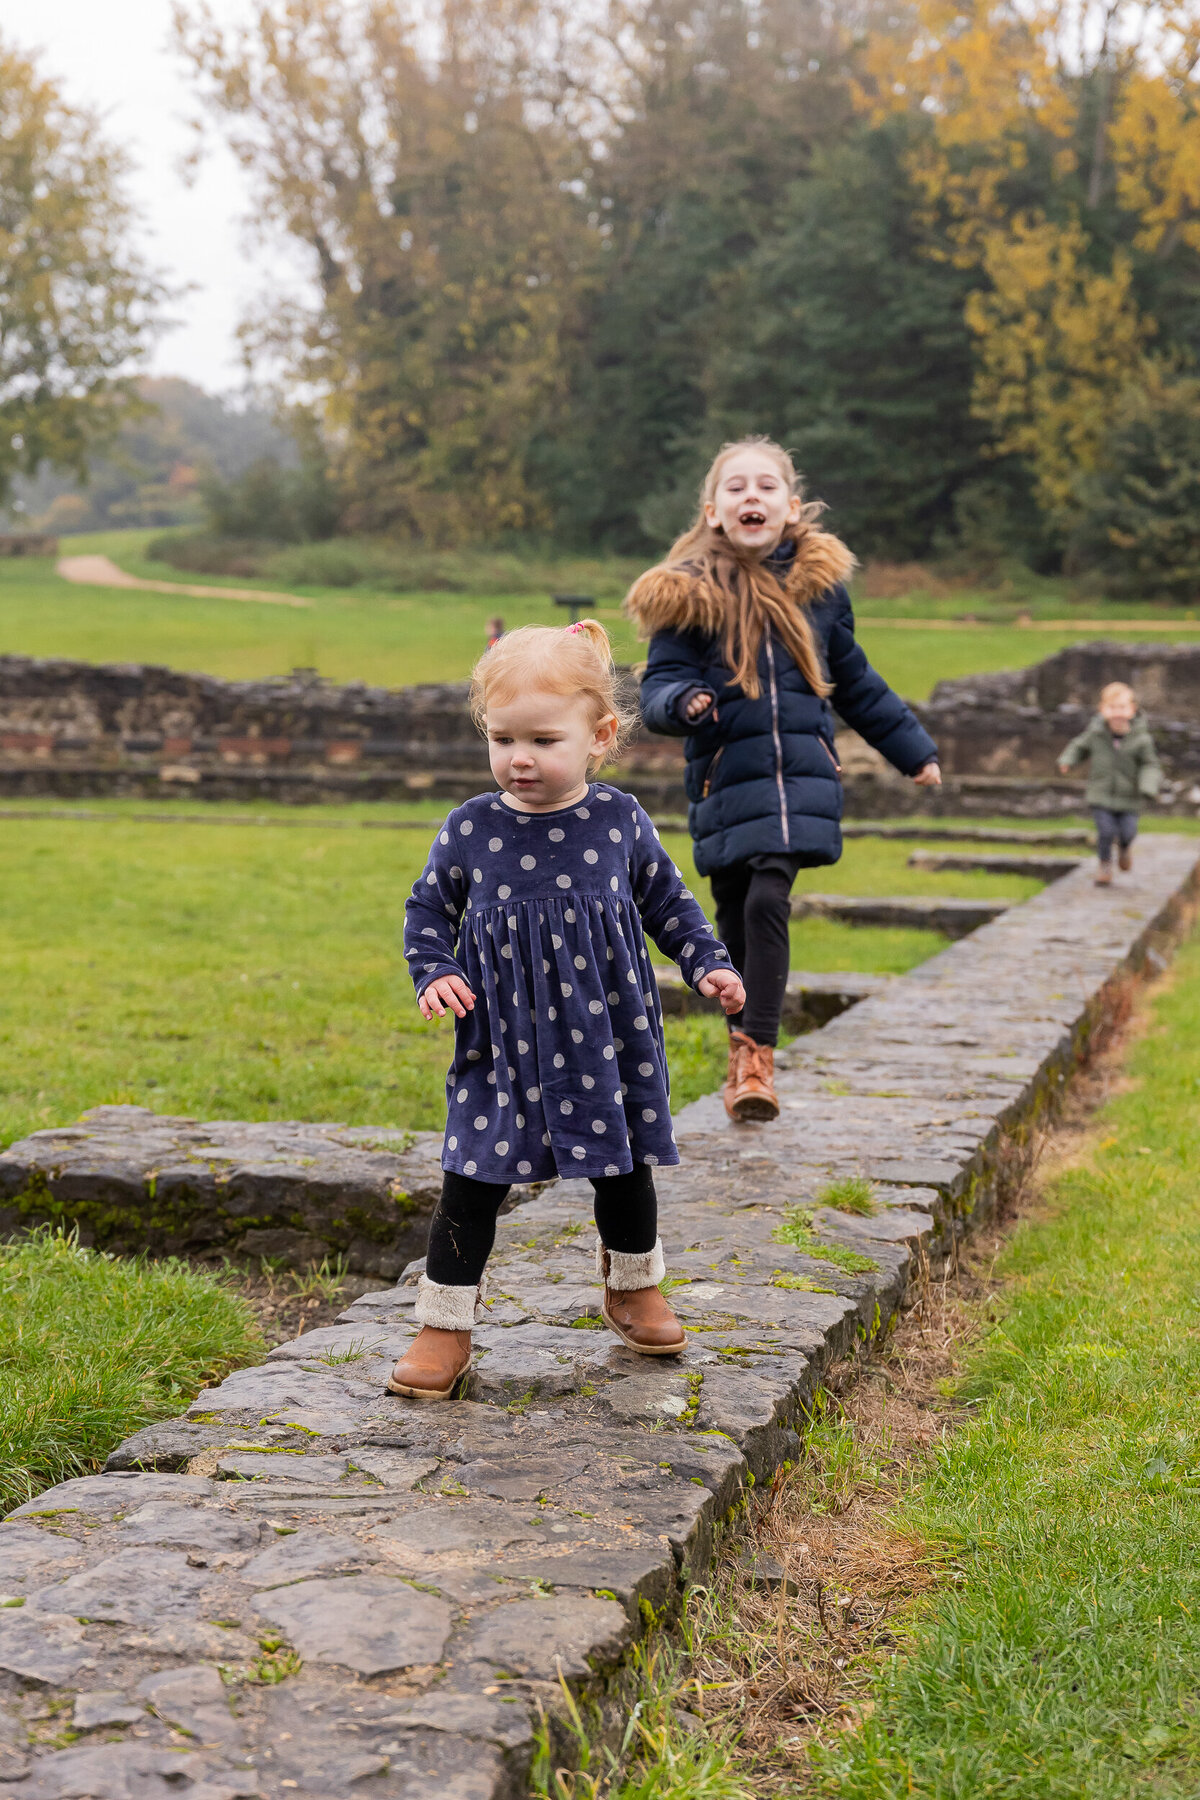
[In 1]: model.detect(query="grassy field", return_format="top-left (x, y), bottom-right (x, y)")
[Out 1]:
top-left (8, 530), bottom-right (1200, 699)
top-left (0, 801), bottom-right (1060, 1148)
top-left (0, 1229), bottom-right (262, 1511)
top-left (806, 941), bottom-right (1200, 1798)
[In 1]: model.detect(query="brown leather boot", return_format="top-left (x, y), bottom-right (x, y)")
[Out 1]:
top-left (596, 1240), bottom-right (685, 1355)
top-left (1095, 864), bottom-right (1113, 887)
top-left (723, 1028), bottom-right (780, 1122)
top-left (1118, 845), bottom-right (1133, 872)
top-left (386, 1326), bottom-right (473, 1399)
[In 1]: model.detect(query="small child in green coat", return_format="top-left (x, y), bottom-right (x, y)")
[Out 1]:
top-left (1058, 681), bottom-right (1162, 886)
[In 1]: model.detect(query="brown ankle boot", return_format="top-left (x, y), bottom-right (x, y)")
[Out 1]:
top-left (1095, 864), bottom-right (1113, 887)
top-left (724, 1028), bottom-right (780, 1122)
top-left (1118, 845), bottom-right (1133, 872)
top-left (386, 1326), bottom-right (473, 1399)
top-left (596, 1240), bottom-right (685, 1355)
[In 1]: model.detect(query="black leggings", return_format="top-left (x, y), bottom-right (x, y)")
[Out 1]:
top-left (1093, 807), bottom-right (1138, 865)
top-left (710, 862), bottom-right (793, 1047)
top-left (426, 1164), bottom-right (658, 1286)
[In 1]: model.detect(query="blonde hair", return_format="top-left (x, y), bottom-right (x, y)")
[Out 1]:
top-left (658, 436), bottom-right (832, 701)
top-left (1100, 681), bottom-right (1136, 707)
top-left (470, 620), bottom-right (638, 766)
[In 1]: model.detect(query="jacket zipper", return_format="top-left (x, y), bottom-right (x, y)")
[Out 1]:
top-left (765, 635), bottom-right (790, 849)
top-left (702, 746), bottom-right (725, 800)
top-left (818, 735), bottom-right (842, 775)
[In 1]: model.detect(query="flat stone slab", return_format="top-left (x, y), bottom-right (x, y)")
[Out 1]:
top-left (908, 849), bottom-right (1084, 880)
top-left (2, 837), bottom-right (1195, 1800)
top-left (655, 965), bottom-right (892, 1031)
top-left (843, 823), bottom-right (1092, 846)
top-left (789, 891), bottom-right (1012, 936)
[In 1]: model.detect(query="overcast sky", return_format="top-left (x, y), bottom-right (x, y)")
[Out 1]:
top-left (6, 0), bottom-right (301, 394)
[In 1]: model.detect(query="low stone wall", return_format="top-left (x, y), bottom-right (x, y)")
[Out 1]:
top-left (2, 840), bottom-right (1196, 1799)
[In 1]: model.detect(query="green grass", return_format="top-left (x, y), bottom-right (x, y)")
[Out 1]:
top-left (8, 530), bottom-right (1200, 699)
top-left (0, 1229), bottom-right (263, 1511)
top-left (4, 805), bottom-right (1059, 1147)
top-left (808, 937), bottom-right (1200, 1798)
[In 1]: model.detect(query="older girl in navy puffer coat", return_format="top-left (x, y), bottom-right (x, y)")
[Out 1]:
top-left (626, 437), bottom-right (940, 1123)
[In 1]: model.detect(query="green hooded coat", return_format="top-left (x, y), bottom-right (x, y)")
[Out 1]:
top-left (1059, 713), bottom-right (1162, 811)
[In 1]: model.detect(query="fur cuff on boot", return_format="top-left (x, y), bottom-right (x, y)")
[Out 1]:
top-left (414, 1272), bottom-right (488, 1330)
top-left (595, 1236), bottom-right (666, 1291)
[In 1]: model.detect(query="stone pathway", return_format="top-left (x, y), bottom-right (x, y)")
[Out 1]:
top-left (2, 839), bottom-right (1196, 1799)
top-left (56, 555), bottom-right (312, 610)
top-left (790, 891), bottom-right (1011, 936)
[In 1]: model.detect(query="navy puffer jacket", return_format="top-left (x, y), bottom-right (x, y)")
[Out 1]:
top-left (627, 531), bottom-right (937, 876)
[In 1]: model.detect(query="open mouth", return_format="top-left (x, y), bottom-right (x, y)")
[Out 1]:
top-left (738, 509), bottom-right (767, 528)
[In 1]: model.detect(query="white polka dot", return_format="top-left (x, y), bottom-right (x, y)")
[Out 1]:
top-left (552, 933), bottom-right (563, 949)
top-left (606, 946), bottom-right (614, 960)
top-left (456, 1087), bottom-right (468, 1102)
top-left (634, 1015), bottom-right (649, 1030)
top-left (440, 831), bottom-right (450, 845)
top-left (584, 849), bottom-right (598, 865)
top-left (613, 1089), bottom-right (623, 1104)
top-left (603, 1045), bottom-right (615, 1060)
top-left (553, 1053), bottom-right (565, 1069)
top-left (473, 1120), bottom-right (486, 1136)
top-left (497, 1093), bottom-right (509, 1107)
top-left (513, 992), bottom-right (519, 1006)
top-left (638, 1062), bottom-right (654, 1077)
top-left (608, 991), bottom-right (619, 1004)
top-left (489, 837), bottom-right (503, 852)
top-left (627, 969), bottom-right (637, 983)
top-left (543, 958), bottom-right (551, 973)
top-left (599, 790), bottom-right (612, 801)
top-left (472, 867), bottom-right (483, 882)
top-left (467, 1049), bottom-right (481, 1061)
top-left (549, 827), bottom-right (565, 842)
top-left (498, 885), bottom-right (511, 900)
top-left (620, 1082), bottom-right (629, 1096)
top-left (576, 806), bottom-right (590, 819)
top-left (560, 1100), bottom-right (573, 1115)
top-left (589, 999), bottom-right (604, 1014)
top-left (571, 1145), bottom-right (586, 1160)
top-left (499, 1021), bottom-right (508, 1033)
top-left (557, 874), bottom-right (572, 889)
top-left (644, 1154), bottom-right (659, 1167)
top-left (464, 1159), bottom-right (477, 1174)
top-left (646, 862), bottom-right (659, 878)
top-left (610, 828), bottom-right (623, 843)
top-left (527, 1086), bottom-right (541, 1101)
top-left (592, 1120), bottom-right (606, 1134)
top-left (501, 944), bottom-right (513, 960)
top-left (542, 1132), bottom-right (552, 1146)
top-left (581, 1073), bottom-right (595, 1089)
top-left (507, 1065), bottom-right (516, 1079)
top-left (460, 820), bottom-right (473, 835)
top-left (605, 1163), bottom-right (620, 1177)
top-left (571, 1029), bottom-right (584, 1044)
top-left (642, 1107), bottom-right (657, 1122)
top-left (422, 962), bottom-right (436, 974)
top-left (548, 1006), bottom-right (557, 1021)
top-left (613, 1037), bottom-right (624, 1051)
top-left (565, 908), bottom-right (576, 923)
top-left (560, 982), bottom-right (573, 997)
top-left (521, 855), bottom-right (536, 870)
top-left (574, 954), bottom-right (587, 970)
top-left (425, 871), bottom-right (437, 885)
top-left (681, 943), bottom-right (695, 959)
top-left (487, 1071), bottom-right (496, 1085)
top-left (516, 1114), bottom-right (525, 1127)
top-left (495, 1140), bottom-right (509, 1155)
top-left (610, 876), bottom-right (619, 890)
top-left (518, 1160), bottom-right (532, 1176)
top-left (665, 916), bottom-right (678, 930)
top-left (447, 1136), bottom-right (458, 1150)
top-left (518, 1039), bottom-right (529, 1053)
top-left (421, 926), bottom-right (437, 939)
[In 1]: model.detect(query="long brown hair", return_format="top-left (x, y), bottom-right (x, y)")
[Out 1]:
top-left (664, 438), bottom-right (832, 700)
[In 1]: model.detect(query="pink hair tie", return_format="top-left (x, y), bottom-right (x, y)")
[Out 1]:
top-left (565, 621), bottom-right (586, 635)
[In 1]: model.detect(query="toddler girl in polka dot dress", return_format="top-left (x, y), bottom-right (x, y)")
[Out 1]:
top-left (388, 619), bottom-right (745, 1400)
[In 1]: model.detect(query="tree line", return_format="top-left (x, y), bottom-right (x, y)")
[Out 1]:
top-left (6, 4), bottom-right (1200, 590)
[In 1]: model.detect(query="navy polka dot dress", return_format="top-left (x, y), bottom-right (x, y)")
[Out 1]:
top-left (404, 783), bottom-right (732, 1183)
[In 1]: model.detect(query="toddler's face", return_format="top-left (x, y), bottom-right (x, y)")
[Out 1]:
top-left (486, 689), bottom-right (617, 811)
top-left (704, 446), bottom-right (802, 553)
top-left (1100, 691), bottom-right (1136, 734)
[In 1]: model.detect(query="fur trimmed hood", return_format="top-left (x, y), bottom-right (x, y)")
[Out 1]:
top-left (623, 526), bottom-right (857, 639)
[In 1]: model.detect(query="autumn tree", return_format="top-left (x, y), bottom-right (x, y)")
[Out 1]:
top-left (0, 37), bottom-right (162, 507)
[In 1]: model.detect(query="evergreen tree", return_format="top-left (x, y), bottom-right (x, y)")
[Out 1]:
top-left (1069, 374), bottom-right (1200, 601)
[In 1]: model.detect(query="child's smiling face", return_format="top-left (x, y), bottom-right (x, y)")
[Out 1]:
top-left (1100, 689), bottom-right (1136, 735)
top-left (704, 446), bottom-right (803, 553)
top-left (487, 688), bottom-right (618, 812)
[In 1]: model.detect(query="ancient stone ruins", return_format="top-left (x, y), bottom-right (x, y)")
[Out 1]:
top-left (2, 837), bottom-right (1196, 1799)
top-left (4, 639), bottom-right (1200, 815)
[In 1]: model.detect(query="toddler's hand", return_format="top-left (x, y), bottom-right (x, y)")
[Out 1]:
top-left (1057, 762), bottom-right (1070, 775)
top-left (912, 760), bottom-right (941, 787)
top-left (697, 968), bottom-right (746, 1014)
top-left (685, 690), bottom-right (714, 721)
top-left (419, 975), bottom-right (476, 1020)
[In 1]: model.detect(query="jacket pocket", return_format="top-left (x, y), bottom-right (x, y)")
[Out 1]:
top-left (817, 735), bottom-right (842, 776)
top-left (701, 746), bottom-right (725, 799)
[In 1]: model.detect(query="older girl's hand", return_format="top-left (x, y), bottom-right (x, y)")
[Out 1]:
top-left (697, 968), bottom-right (746, 1014)
top-left (419, 975), bottom-right (476, 1020)
top-left (912, 761), bottom-right (942, 787)
top-left (685, 690), bottom-right (715, 721)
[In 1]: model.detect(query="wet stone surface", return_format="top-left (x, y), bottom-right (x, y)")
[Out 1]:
top-left (1, 840), bottom-right (1195, 1798)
